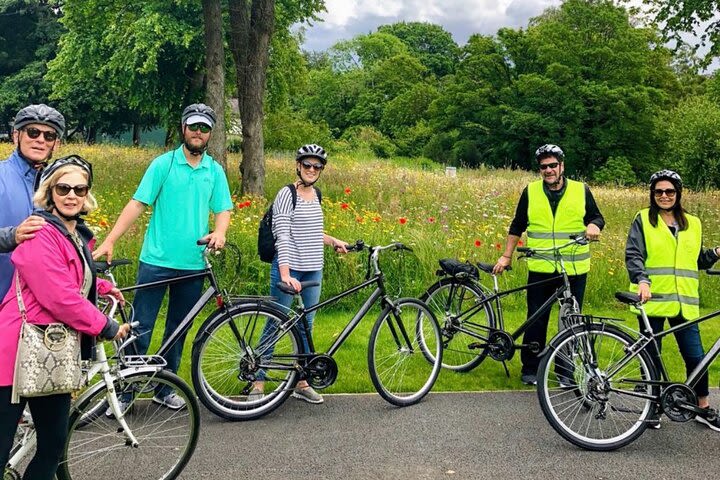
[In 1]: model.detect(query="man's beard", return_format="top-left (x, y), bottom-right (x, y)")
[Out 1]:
top-left (184, 139), bottom-right (207, 155)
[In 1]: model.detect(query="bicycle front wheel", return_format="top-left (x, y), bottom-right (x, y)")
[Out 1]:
top-left (192, 303), bottom-right (302, 420)
top-left (537, 323), bottom-right (656, 451)
top-left (368, 298), bottom-right (442, 406)
top-left (421, 278), bottom-right (495, 372)
top-left (58, 369), bottom-right (200, 480)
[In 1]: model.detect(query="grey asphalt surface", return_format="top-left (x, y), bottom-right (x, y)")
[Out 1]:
top-left (178, 390), bottom-right (720, 480)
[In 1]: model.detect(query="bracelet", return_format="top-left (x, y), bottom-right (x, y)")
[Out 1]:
top-left (501, 254), bottom-right (512, 259)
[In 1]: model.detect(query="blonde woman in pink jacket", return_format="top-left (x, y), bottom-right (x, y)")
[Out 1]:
top-left (0, 155), bottom-right (128, 480)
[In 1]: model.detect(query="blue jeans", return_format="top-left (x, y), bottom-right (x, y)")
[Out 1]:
top-left (257, 259), bottom-right (322, 380)
top-left (132, 261), bottom-right (205, 396)
top-left (640, 315), bottom-right (709, 398)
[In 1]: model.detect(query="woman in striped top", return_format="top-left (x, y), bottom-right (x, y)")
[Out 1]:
top-left (251, 144), bottom-right (349, 404)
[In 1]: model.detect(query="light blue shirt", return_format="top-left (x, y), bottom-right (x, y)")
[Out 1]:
top-left (133, 146), bottom-right (233, 270)
top-left (0, 150), bottom-right (37, 298)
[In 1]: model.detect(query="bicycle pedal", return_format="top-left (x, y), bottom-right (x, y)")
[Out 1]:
top-left (467, 342), bottom-right (485, 350)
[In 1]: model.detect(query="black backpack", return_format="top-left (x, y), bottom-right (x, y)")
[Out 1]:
top-left (258, 184), bottom-right (322, 263)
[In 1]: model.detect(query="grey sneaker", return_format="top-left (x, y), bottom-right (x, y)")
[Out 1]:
top-left (292, 386), bottom-right (324, 404)
top-left (521, 373), bottom-right (537, 386)
top-left (696, 408), bottom-right (720, 432)
top-left (247, 386), bottom-right (264, 402)
top-left (152, 393), bottom-right (186, 410)
top-left (105, 398), bottom-right (132, 418)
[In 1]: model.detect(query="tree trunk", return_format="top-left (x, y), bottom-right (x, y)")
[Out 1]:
top-left (202, 0), bottom-right (227, 171)
top-left (85, 126), bottom-right (97, 145)
top-left (229, 0), bottom-right (275, 196)
top-left (132, 123), bottom-right (140, 146)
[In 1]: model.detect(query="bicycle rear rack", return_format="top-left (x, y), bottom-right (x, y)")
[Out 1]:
top-left (122, 355), bottom-right (168, 368)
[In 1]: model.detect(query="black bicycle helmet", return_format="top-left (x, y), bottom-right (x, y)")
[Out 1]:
top-left (296, 144), bottom-right (327, 164)
top-left (39, 154), bottom-right (94, 188)
top-left (649, 169), bottom-right (682, 191)
top-left (181, 103), bottom-right (216, 128)
top-left (535, 144), bottom-right (564, 162)
top-left (13, 104), bottom-right (66, 137)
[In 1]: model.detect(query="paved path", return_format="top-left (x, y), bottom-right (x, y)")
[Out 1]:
top-left (178, 390), bottom-right (720, 479)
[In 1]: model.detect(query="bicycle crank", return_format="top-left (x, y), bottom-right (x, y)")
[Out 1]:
top-left (660, 384), bottom-right (697, 422)
top-left (305, 354), bottom-right (338, 389)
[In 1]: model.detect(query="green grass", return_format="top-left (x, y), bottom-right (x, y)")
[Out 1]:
top-left (3, 143), bottom-right (718, 393)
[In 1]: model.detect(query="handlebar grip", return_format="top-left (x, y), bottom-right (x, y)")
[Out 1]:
top-left (196, 238), bottom-right (210, 245)
top-left (516, 247), bottom-right (531, 253)
top-left (707, 270), bottom-right (720, 275)
top-left (346, 240), bottom-right (365, 252)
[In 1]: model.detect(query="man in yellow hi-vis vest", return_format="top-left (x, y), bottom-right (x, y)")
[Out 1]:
top-left (626, 169), bottom-right (720, 431)
top-left (493, 144), bottom-right (604, 386)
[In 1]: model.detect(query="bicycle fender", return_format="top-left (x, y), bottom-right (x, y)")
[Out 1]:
top-left (70, 366), bottom-right (165, 412)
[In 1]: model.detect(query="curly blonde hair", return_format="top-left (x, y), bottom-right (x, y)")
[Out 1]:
top-left (34, 164), bottom-right (98, 214)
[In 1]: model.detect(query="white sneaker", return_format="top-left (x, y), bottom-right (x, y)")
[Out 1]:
top-left (152, 393), bottom-right (186, 410)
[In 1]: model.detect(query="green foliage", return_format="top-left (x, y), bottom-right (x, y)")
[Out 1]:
top-left (377, 22), bottom-right (460, 78)
top-left (263, 108), bottom-right (333, 151)
top-left (340, 125), bottom-right (396, 158)
top-left (666, 95), bottom-right (720, 189)
top-left (593, 156), bottom-right (637, 186)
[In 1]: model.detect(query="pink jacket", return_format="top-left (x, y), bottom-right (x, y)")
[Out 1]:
top-left (0, 224), bottom-right (112, 386)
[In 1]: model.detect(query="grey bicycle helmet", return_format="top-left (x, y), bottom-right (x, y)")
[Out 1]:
top-left (13, 104), bottom-right (66, 137)
top-left (649, 169), bottom-right (682, 190)
top-left (296, 144), bottom-right (327, 164)
top-left (39, 154), bottom-right (94, 188)
top-left (535, 144), bottom-right (564, 162)
top-left (181, 103), bottom-right (216, 128)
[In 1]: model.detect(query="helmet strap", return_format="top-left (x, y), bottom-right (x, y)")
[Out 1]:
top-left (17, 145), bottom-right (52, 170)
top-left (296, 168), bottom-right (318, 187)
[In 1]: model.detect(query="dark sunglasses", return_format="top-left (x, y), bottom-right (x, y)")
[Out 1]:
top-left (301, 160), bottom-right (324, 171)
top-left (53, 183), bottom-right (89, 197)
top-left (24, 127), bottom-right (58, 142)
top-left (539, 162), bottom-right (560, 170)
top-left (653, 188), bottom-right (676, 197)
top-left (187, 123), bottom-right (211, 133)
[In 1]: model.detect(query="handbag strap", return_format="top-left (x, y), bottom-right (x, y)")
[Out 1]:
top-left (15, 274), bottom-right (28, 323)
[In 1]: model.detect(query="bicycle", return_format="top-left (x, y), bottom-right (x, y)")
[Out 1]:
top-left (419, 236), bottom-right (589, 374)
top-left (5, 296), bottom-right (200, 480)
top-left (537, 271), bottom-right (720, 451)
top-left (190, 240), bottom-right (443, 421)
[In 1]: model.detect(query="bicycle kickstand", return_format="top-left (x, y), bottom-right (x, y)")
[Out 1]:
top-left (501, 361), bottom-right (510, 378)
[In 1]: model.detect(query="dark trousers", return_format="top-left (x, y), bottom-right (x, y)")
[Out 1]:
top-left (0, 386), bottom-right (71, 480)
top-left (521, 271), bottom-right (587, 375)
top-left (640, 315), bottom-right (709, 398)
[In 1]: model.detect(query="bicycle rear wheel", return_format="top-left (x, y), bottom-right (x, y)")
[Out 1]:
top-left (192, 303), bottom-right (302, 420)
top-left (421, 278), bottom-right (495, 372)
top-left (537, 323), bottom-right (656, 451)
top-left (368, 298), bottom-right (442, 406)
top-left (58, 369), bottom-right (199, 480)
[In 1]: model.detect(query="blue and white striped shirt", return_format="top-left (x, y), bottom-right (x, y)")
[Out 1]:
top-left (272, 185), bottom-right (324, 271)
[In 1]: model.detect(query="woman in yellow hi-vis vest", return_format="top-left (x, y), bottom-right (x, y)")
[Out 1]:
top-left (625, 170), bottom-right (720, 432)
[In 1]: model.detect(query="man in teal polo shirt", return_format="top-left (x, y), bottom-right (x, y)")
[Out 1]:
top-left (93, 103), bottom-right (232, 411)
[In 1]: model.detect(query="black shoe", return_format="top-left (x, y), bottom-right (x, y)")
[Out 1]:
top-left (696, 408), bottom-right (720, 432)
top-left (521, 373), bottom-right (537, 386)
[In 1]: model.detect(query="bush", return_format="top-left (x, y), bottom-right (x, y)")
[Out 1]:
top-left (227, 135), bottom-right (242, 153)
top-left (422, 132), bottom-right (456, 164)
top-left (593, 156), bottom-right (637, 186)
top-left (393, 121), bottom-right (433, 157)
top-left (263, 109), bottom-right (334, 151)
top-left (340, 125), bottom-right (396, 158)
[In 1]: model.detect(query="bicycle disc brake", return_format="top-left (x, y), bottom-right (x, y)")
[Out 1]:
top-left (305, 355), bottom-right (338, 389)
top-left (660, 384), bottom-right (697, 422)
top-left (488, 331), bottom-right (515, 361)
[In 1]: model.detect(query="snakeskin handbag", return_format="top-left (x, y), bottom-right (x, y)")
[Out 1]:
top-left (11, 275), bottom-right (83, 404)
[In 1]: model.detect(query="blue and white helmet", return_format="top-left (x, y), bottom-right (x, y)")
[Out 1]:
top-left (296, 144), bottom-right (327, 164)
top-left (535, 144), bottom-right (564, 162)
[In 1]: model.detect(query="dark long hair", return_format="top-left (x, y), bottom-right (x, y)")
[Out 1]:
top-left (648, 179), bottom-right (688, 231)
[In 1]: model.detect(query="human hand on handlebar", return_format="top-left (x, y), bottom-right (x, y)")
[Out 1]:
top-left (492, 255), bottom-right (512, 275)
top-left (114, 323), bottom-right (131, 341)
top-left (200, 231), bottom-right (226, 250)
top-left (585, 224), bottom-right (601, 242)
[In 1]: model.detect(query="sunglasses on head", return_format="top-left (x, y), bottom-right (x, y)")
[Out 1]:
top-left (653, 188), bottom-right (676, 198)
top-left (24, 127), bottom-right (58, 142)
top-left (300, 160), bottom-right (324, 171)
top-left (539, 162), bottom-right (560, 170)
top-left (187, 123), bottom-right (211, 133)
top-left (53, 183), bottom-right (89, 197)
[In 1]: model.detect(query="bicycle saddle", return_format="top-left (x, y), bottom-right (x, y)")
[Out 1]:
top-left (276, 281), bottom-right (321, 295)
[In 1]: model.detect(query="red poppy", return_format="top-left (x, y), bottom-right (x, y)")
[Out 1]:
top-left (243, 200), bottom-right (252, 208)
top-left (474, 240), bottom-right (482, 247)
top-left (344, 187), bottom-right (351, 195)
top-left (373, 216), bottom-right (381, 222)
top-left (495, 243), bottom-right (502, 250)
top-left (518, 240), bottom-right (524, 246)
top-left (236, 202), bottom-right (245, 209)
top-left (356, 216), bottom-right (363, 223)
top-left (341, 202), bottom-right (349, 210)
top-left (399, 217), bottom-right (407, 225)
top-left (428, 217), bottom-right (436, 223)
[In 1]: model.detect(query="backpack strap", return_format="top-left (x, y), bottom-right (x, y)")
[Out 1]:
top-left (286, 183), bottom-right (298, 209)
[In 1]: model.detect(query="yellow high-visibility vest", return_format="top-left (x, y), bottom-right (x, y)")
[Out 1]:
top-left (630, 209), bottom-right (701, 319)
top-left (526, 179), bottom-right (589, 274)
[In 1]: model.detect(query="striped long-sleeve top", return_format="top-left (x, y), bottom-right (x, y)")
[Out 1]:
top-left (272, 185), bottom-right (324, 271)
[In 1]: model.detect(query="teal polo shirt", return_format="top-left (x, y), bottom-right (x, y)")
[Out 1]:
top-left (133, 146), bottom-right (233, 270)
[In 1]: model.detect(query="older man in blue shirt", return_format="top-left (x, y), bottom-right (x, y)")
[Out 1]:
top-left (0, 104), bottom-right (65, 297)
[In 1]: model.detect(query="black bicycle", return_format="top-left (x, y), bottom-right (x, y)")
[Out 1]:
top-left (190, 240), bottom-right (443, 421)
top-left (537, 271), bottom-right (720, 451)
top-left (419, 236), bottom-right (588, 374)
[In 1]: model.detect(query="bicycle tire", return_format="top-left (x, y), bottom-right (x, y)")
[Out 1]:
top-left (368, 298), bottom-right (443, 406)
top-left (191, 303), bottom-right (302, 421)
top-left (537, 323), bottom-right (657, 451)
top-left (421, 278), bottom-right (495, 372)
top-left (57, 369), bottom-right (200, 480)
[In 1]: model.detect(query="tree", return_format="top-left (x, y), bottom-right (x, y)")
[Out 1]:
top-left (377, 22), bottom-right (460, 78)
top-left (228, 0), bottom-right (324, 196)
top-left (203, 0), bottom-right (227, 169)
top-left (637, 0), bottom-right (720, 66)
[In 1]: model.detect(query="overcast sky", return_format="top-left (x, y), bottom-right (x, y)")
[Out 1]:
top-left (301, 0), bottom-right (566, 51)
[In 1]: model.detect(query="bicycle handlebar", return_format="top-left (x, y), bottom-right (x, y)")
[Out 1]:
top-left (516, 235), bottom-right (590, 257)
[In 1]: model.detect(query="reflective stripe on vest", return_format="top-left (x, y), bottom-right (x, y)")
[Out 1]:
top-left (629, 209), bottom-right (701, 319)
top-left (526, 179), bottom-right (590, 274)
